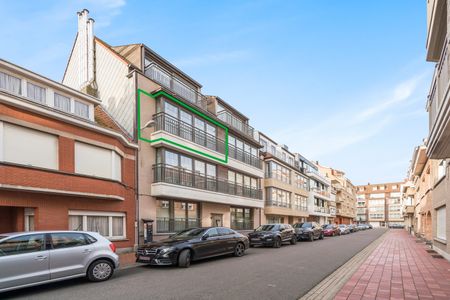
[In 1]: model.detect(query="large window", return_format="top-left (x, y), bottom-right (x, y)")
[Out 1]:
top-left (68, 211), bottom-right (126, 240)
top-left (0, 71), bottom-right (21, 95)
top-left (228, 134), bottom-right (259, 166)
top-left (436, 206), bottom-right (446, 241)
top-left (293, 194), bottom-right (308, 211)
top-left (1, 122), bottom-right (58, 169)
top-left (75, 142), bottom-right (122, 181)
top-left (231, 207), bottom-right (253, 230)
top-left (54, 93), bottom-right (71, 113)
top-left (266, 187), bottom-right (291, 208)
top-left (156, 200), bottom-right (200, 233)
top-left (74, 100), bottom-right (89, 119)
top-left (266, 161), bottom-right (291, 184)
top-left (295, 173), bottom-right (309, 190)
top-left (27, 82), bottom-right (46, 104)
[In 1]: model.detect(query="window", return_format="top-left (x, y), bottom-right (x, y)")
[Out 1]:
top-left (438, 160), bottom-right (447, 180)
top-left (218, 227), bottom-right (234, 235)
top-left (270, 145), bottom-right (276, 155)
top-left (295, 174), bottom-right (309, 190)
top-left (0, 234), bottom-right (45, 256)
top-left (293, 194), bottom-right (308, 211)
top-left (436, 206), bottom-right (446, 241)
top-left (0, 71), bottom-right (21, 95)
top-left (69, 211), bottom-right (126, 240)
top-left (75, 142), bottom-right (122, 180)
top-left (266, 161), bottom-right (291, 184)
top-left (24, 208), bottom-right (35, 232)
top-left (231, 207), bottom-right (253, 230)
top-left (51, 232), bottom-right (88, 249)
top-left (54, 93), bottom-right (71, 113)
top-left (261, 139), bottom-right (268, 152)
top-left (266, 187), bottom-right (291, 207)
top-left (156, 200), bottom-right (200, 233)
top-left (2, 122), bottom-right (58, 169)
top-left (205, 228), bottom-right (219, 237)
top-left (74, 100), bottom-right (89, 119)
top-left (27, 82), bottom-right (46, 104)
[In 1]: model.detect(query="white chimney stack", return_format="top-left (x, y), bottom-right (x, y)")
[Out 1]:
top-left (76, 9), bottom-right (95, 90)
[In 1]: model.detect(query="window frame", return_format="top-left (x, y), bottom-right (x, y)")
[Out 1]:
top-left (68, 210), bottom-right (126, 240)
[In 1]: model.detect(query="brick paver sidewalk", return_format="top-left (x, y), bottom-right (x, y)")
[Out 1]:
top-left (334, 230), bottom-right (450, 300)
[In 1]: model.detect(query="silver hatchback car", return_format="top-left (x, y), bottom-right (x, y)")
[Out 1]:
top-left (0, 231), bottom-right (120, 293)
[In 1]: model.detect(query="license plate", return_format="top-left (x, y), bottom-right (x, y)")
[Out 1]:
top-left (251, 238), bottom-right (260, 241)
top-left (139, 256), bottom-right (151, 261)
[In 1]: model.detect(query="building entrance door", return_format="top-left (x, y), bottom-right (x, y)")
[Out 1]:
top-left (211, 214), bottom-right (223, 227)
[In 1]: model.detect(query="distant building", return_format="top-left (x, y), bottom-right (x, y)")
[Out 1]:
top-left (356, 182), bottom-right (404, 228)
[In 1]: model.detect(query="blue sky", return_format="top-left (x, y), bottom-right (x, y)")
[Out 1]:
top-left (0, 0), bottom-right (432, 185)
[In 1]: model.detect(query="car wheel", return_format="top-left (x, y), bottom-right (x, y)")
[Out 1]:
top-left (309, 233), bottom-right (314, 242)
top-left (178, 249), bottom-right (191, 268)
top-left (87, 259), bottom-right (114, 282)
top-left (234, 242), bottom-right (245, 257)
top-left (290, 236), bottom-right (297, 245)
top-left (319, 233), bottom-right (324, 240)
top-left (273, 237), bottom-right (281, 248)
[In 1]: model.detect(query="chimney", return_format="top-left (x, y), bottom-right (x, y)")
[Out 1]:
top-left (77, 9), bottom-right (97, 96)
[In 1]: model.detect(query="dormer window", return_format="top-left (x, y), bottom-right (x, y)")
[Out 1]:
top-left (54, 93), bottom-right (71, 113)
top-left (27, 82), bottom-right (46, 104)
top-left (74, 100), bottom-right (89, 119)
top-left (0, 71), bottom-right (21, 95)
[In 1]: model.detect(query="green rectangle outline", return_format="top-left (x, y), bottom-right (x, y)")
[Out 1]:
top-left (137, 89), bottom-right (229, 163)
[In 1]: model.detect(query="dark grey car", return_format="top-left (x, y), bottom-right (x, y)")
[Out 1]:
top-left (293, 222), bottom-right (324, 241)
top-left (0, 231), bottom-right (119, 293)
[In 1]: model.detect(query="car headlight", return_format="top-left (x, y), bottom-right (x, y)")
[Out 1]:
top-left (159, 247), bottom-right (176, 256)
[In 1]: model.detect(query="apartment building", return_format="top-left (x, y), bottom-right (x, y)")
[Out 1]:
top-left (300, 158), bottom-right (334, 224)
top-left (258, 133), bottom-right (309, 224)
top-left (0, 59), bottom-right (137, 251)
top-left (402, 181), bottom-right (415, 232)
top-left (319, 166), bottom-right (356, 225)
top-left (63, 10), bottom-right (264, 241)
top-left (356, 182), bottom-right (404, 227)
top-left (424, 0), bottom-right (450, 260)
top-left (405, 145), bottom-right (437, 240)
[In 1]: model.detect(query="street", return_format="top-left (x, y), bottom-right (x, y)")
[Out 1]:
top-left (3, 229), bottom-right (386, 300)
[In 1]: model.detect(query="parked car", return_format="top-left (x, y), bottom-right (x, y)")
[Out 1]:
top-left (136, 227), bottom-right (249, 268)
top-left (368, 224), bottom-right (373, 229)
top-left (293, 222), bottom-right (323, 241)
top-left (0, 231), bottom-right (119, 293)
top-left (388, 223), bottom-right (405, 229)
top-left (248, 224), bottom-right (296, 248)
top-left (338, 224), bottom-right (350, 235)
top-left (323, 224), bottom-right (340, 237)
top-left (357, 224), bottom-right (368, 230)
top-left (347, 224), bottom-right (358, 233)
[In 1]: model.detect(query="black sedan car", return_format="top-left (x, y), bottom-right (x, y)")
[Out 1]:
top-left (293, 222), bottom-right (324, 241)
top-left (248, 224), bottom-right (297, 248)
top-left (136, 227), bottom-right (249, 268)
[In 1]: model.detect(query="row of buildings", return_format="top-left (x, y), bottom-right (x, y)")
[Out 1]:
top-left (0, 10), bottom-right (358, 252)
top-left (397, 0), bottom-right (450, 261)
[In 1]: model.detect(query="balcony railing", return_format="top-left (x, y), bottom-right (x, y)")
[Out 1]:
top-left (153, 164), bottom-right (262, 200)
top-left (153, 112), bottom-right (226, 154)
top-left (230, 220), bottom-right (254, 231)
top-left (311, 187), bottom-right (331, 198)
top-left (428, 37), bottom-right (450, 137)
top-left (314, 206), bottom-right (330, 214)
top-left (228, 144), bottom-right (262, 169)
top-left (145, 62), bottom-right (207, 111)
top-left (217, 110), bottom-right (255, 140)
top-left (156, 217), bottom-right (201, 233)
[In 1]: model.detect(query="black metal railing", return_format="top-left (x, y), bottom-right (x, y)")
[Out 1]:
top-left (153, 164), bottom-right (263, 200)
top-left (228, 144), bottom-right (262, 169)
top-left (156, 217), bottom-right (201, 233)
top-left (230, 220), bottom-right (254, 231)
top-left (217, 110), bottom-right (255, 139)
top-left (154, 112), bottom-right (226, 154)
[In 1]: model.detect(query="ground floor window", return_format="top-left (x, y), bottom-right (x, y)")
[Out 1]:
top-left (230, 207), bottom-right (253, 230)
top-left (156, 199), bottom-right (200, 233)
top-left (68, 210), bottom-right (126, 240)
top-left (436, 206), bottom-right (446, 241)
top-left (267, 215), bottom-right (284, 224)
top-left (24, 208), bottom-right (35, 232)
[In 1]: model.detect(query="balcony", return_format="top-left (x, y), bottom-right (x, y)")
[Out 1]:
top-left (156, 217), bottom-right (201, 233)
top-left (314, 206), bottom-right (330, 214)
top-left (145, 62), bottom-right (207, 111)
top-left (427, 37), bottom-right (450, 158)
top-left (228, 144), bottom-right (262, 169)
top-left (153, 112), bottom-right (226, 154)
top-left (311, 187), bottom-right (331, 199)
top-left (217, 110), bottom-right (255, 140)
top-left (153, 164), bottom-right (262, 200)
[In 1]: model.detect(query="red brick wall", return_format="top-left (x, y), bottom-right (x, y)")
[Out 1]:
top-left (0, 103), bottom-right (137, 249)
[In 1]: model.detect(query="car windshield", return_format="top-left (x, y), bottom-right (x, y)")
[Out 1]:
top-left (171, 228), bottom-right (207, 238)
top-left (325, 225), bottom-right (334, 229)
top-left (293, 223), bottom-right (311, 228)
top-left (255, 225), bottom-right (278, 232)
top-left (339, 225), bottom-right (346, 228)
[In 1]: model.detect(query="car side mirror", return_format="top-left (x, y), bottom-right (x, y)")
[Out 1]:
top-left (202, 234), bottom-right (209, 240)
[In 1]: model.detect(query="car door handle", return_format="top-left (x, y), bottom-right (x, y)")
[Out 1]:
top-left (82, 249), bottom-right (92, 254)
top-left (35, 255), bottom-right (48, 261)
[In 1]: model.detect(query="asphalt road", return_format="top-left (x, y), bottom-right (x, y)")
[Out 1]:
top-left (3, 228), bottom-right (386, 300)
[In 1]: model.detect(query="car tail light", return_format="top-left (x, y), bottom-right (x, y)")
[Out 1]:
top-left (109, 243), bottom-right (116, 253)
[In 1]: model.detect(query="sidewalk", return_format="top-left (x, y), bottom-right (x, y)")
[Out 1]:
top-left (334, 230), bottom-right (450, 300)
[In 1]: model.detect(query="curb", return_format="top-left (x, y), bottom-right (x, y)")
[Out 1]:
top-left (299, 229), bottom-right (389, 300)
